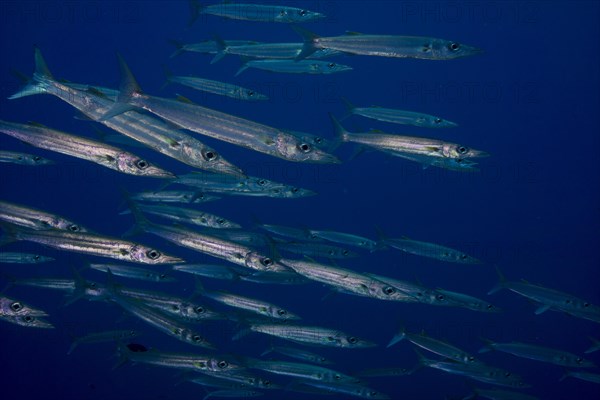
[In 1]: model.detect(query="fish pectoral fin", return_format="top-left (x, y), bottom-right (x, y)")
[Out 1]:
top-left (535, 304), bottom-right (552, 315)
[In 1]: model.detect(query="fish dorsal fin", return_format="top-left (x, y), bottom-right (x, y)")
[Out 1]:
top-left (344, 31), bottom-right (364, 35)
top-left (86, 86), bottom-right (108, 99)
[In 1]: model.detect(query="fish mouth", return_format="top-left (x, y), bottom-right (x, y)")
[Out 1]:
top-left (211, 162), bottom-right (247, 178)
top-left (161, 255), bottom-right (185, 264)
top-left (467, 149), bottom-right (490, 158)
top-left (309, 150), bottom-right (341, 164)
top-left (147, 167), bottom-right (177, 179)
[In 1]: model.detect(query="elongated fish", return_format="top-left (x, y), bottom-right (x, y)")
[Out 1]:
top-left (196, 281), bottom-right (300, 320)
top-left (0, 150), bottom-right (54, 166)
top-left (244, 358), bottom-right (357, 383)
top-left (168, 38), bottom-right (261, 58)
top-left (382, 235), bottom-right (480, 264)
top-left (293, 26), bottom-right (482, 60)
top-left (415, 351), bottom-right (529, 388)
top-left (298, 381), bottom-right (390, 399)
top-left (131, 190), bottom-right (220, 204)
top-left (100, 55), bottom-right (339, 164)
top-left (275, 241), bottom-right (358, 259)
top-left (261, 345), bottom-right (333, 365)
top-left (585, 337), bottom-right (600, 354)
top-left (0, 252), bottom-right (54, 264)
top-left (560, 370), bottom-right (600, 384)
top-left (120, 203), bottom-right (240, 229)
top-left (190, 1), bottom-right (325, 24)
top-left (173, 263), bottom-right (246, 280)
top-left (489, 268), bottom-right (600, 323)
top-left (0, 120), bottom-right (173, 178)
top-left (388, 327), bottom-right (481, 365)
top-left (234, 323), bottom-right (376, 349)
top-left (479, 339), bottom-right (595, 368)
top-left (9, 48), bottom-right (243, 176)
top-left (0, 200), bottom-right (89, 232)
top-left (173, 172), bottom-right (315, 198)
top-left (341, 98), bottom-right (457, 128)
top-left (2, 223), bottom-right (182, 264)
top-left (89, 263), bottom-right (177, 283)
top-left (236, 59), bottom-right (352, 76)
top-left (308, 229), bottom-right (379, 251)
top-left (330, 114), bottom-right (487, 166)
top-left (165, 70), bottom-right (268, 101)
top-left (211, 40), bottom-right (342, 63)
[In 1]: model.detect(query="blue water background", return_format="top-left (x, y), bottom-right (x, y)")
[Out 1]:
top-left (0, 1), bottom-right (599, 399)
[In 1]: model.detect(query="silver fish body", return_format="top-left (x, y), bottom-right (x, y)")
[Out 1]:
top-left (191, 3), bottom-right (325, 23)
top-left (0, 200), bottom-right (89, 232)
top-left (0, 296), bottom-right (48, 317)
top-left (167, 74), bottom-right (268, 101)
top-left (89, 263), bottom-right (177, 283)
top-left (120, 203), bottom-right (240, 229)
top-left (0, 150), bottom-right (54, 165)
top-left (479, 340), bottom-right (596, 368)
top-left (236, 59), bottom-right (352, 76)
top-left (0, 252), bottom-right (54, 264)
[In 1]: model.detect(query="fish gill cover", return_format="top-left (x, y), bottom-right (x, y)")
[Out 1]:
top-left (0, 1), bottom-right (599, 400)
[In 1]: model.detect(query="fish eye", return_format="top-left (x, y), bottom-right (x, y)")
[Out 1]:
top-left (263, 380), bottom-right (271, 387)
top-left (146, 249), bottom-right (161, 260)
top-left (34, 255), bottom-right (40, 260)
top-left (327, 63), bottom-right (335, 68)
top-left (17, 156), bottom-right (23, 160)
top-left (10, 302), bottom-right (23, 311)
top-left (504, 372), bottom-right (511, 377)
top-left (320, 357), bottom-right (326, 362)
top-left (34, 156), bottom-right (41, 161)
top-left (383, 286), bottom-right (395, 295)
top-left (279, 10), bottom-right (287, 16)
top-left (334, 374), bottom-right (341, 380)
top-left (565, 299), bottom-right (572, 304)
top-left (449, 42), bottom-right (460, 51)
top-left (135, 160), bottom-right (149, 169)
top-left (342, 250), bottom-right (349, 256)
top-left (217, 218), bottom-right (225, 225)
top-left (69, 224), bottom-right (81, 232)
top-left (257, 179), bottom-right (267, 186)
top-left (262, 257), bottom-right (274, 267)
top-left (299, 9), bottom-right (307, 16)
top-left (129, 330), bottom-right (136, 336)
top-left (576, 357), bottom-right (582, 363)
top-left (437, 294), bottom-right (445, 300)
top-left (314, 137), bottom-right (322, 144)
top-left (487, 304), bottom-right (493, 309)
top-left (348, 336), bottom-right (358, 344)
top-left (159, 274), bottom-right (166, 279)
top-left (583, 302), bottom-right (590, 307)
top-left (192, 335), bottom-right (202, 342)
top-left (291, 187), bottom-right (299, 194)
top-left (24, 316), bottom-right (34, 322)
top-left (456, 146), bottom-right (468, 154)
top-left (195, 306), bottom-right (205, 314)
top-left (468, 356), bottom-right (475, 361)
top-left (277, 309), bottom-right (287, 316)
top-left (247, 91), bottom-right (254, 97)
top-left (370, 392), bottom-right (378, 396)
top-left (218, 360), bottom-right (228, 369)
top-left (434, 118), bottom-right (442, 124)
top-left (460, 254), bottom-right (468, 259)
top-left (298, 143), bottom-right (311, 153)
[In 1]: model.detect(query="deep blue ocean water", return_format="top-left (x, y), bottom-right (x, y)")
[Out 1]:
top-left (0, 1), bottom-right (599, 399)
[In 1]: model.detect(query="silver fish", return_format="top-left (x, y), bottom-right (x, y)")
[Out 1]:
top-left (173, 263), bottom-right (246, 281)
top-left (308, 229), bottom-right (379, 251)
top-left (166, 71), bottom-right (268, 101)
top-left (190, 2), bottom-right (325, 24)
top-left (0, 119), bottom-right (173, 178)
top-left (3, 224), bottom-right (182, 265)
top-left (479, 339), bottom-right (596, 368)
top-left (331, 114), bottom-right (487, 164)
top-left (169, 38), bottom-right (261, 58)
top-left (0, 252), bottom-right (54, 264)
top-left (211, 39), bottom-right (343, 63)
top-left (294, 26), bottom-right (482, 60)
top-left (0, 200), bottom-right (89, 232)
top-left (585, 337), bottom-right (600, 354)
top-left (236, 59), bottom-right (352, 76)
top-left (275, 241), bottom-right (358, 259)
top-left (131, 190), bottom-right (221, 204)
top-left (0, 150), bottom-right (54, 166)
top-left (100, 55), bottom-right (340, 165)
top-left (388, 327), bottom-right (481, 365)
top-left (298, 381), bottom-right (390, 399)
top-left (382, 235), bottom-right (481, 264)
top-left (244, 358), bottom-right (357, 383)
top-left (341, 98), bottom-right (457, 128)
top-left (120, 203), bottom-right (240, 229)
top-left (10, 48), bottom-right (244, 176)
top-left (560, 370), bottom-right (600, 384)
top-left (235, 323), bottom-right (376, 349)
top-left (260, 345), bottom-right (333, 365)
top-left (173, 172), bottom-right (316, 198)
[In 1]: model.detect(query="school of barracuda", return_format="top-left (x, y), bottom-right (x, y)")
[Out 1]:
top-left (1, 2), bottom-right (598, 400)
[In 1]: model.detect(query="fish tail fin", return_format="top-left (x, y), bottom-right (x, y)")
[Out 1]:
top-left (339, 97), bottom-right (355, 120)
top-left (234, 58), bottom-right (250, 77)
top-left (328, 112), bottom-right (349, 151)
top-left (62, 267), bottom-right (90, 307)
top-left (8, 47), bottom-right (55, 99)
top-left (386, 327), bottom-right (406, 348)
top-left (99, 54), bottom-right (141, 121)
top-left (67, 338), bottom-right (80, 355)
top-left (210, 34), bottom-right (227, 64)
top-left (477, 337), bottom-right (495, 353)
top-left (487, 266), bottom-right (507, 295)
top-left (231, 328), bottom-right (251, 341)
top-left (292, 25), bottom-right (320, 60)
top-left (188, 0), bottom-right (204, 26)
top-left (112, 342), bottom-right (131, 370)
top-left (167, 39), bottom-right (185, 58)
top-left (410, 349), bottom-right (430, 374)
